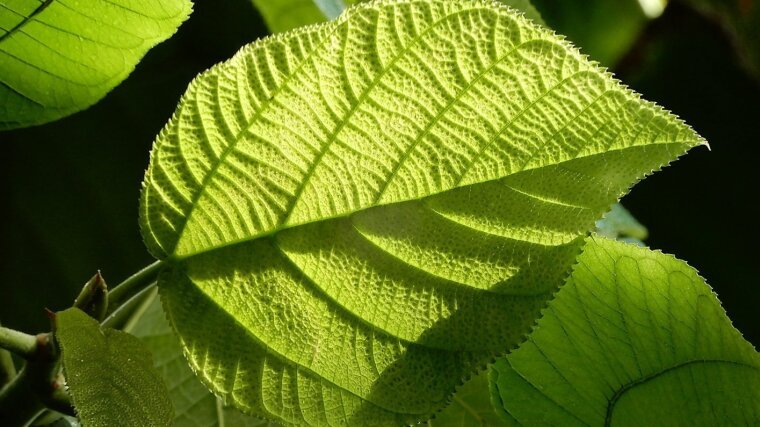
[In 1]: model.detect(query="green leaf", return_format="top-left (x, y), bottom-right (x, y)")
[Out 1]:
top-left (683, 0), bottom-right (760, 81)
top-left (127, 293), bottom-right (277, 427)
top-left (249, 0), bottom-right (340, 33)
top-left (432, 370), bottom-right (509, 426)
top-left (141, 0), bottom-right (704, 424)
top-left (491, 236), bottom-right (760, 426)
top-left (497, 0), bottom-right (544, 26)
top-left (0, 0), bottom-right (192, 130)
top-left (595, 203), bottom-right (648, 243)
top-left (529, 0), bottom-right (651, 66)
top-left (251, 0), bottom-right (542, 34)
top-left (55, 308), bottom-right (173, 427)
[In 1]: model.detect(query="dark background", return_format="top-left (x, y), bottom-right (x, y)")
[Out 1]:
top-left (1, 0), bottom-right (758, 346)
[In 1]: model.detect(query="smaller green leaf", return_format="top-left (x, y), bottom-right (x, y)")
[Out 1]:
top-left (56, 308), bottom-right (173, 427)
top-left (491, 237), bottom-right (760, 426)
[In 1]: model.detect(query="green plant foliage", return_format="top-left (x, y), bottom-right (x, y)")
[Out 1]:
top-left (55, 308), bottom-right (173, 427)
top-left (431, 370), bottom-right (508, 426)
top-left (248, 0), bottom-right (342, 33)
top-left (128, 293), bottom-right (277, 427)
top-left (430, 206), bottom-right (650, 427)
top-left (251, 0), bottom-right (542, 34)
top-left (0, 0), bottom-right (192, 130)
top-left (683, 0), bottom-right (760, 80)
top-left (502, 0), bottom-right (544, 25)
top-left (595, 203), bottom-right (648, 243)
top-left (529, 0), bottom-right (649, 66)
top-left (140, 0), bottom-right (704, 423)
top-left (491, 236), bottom-right (760, 426)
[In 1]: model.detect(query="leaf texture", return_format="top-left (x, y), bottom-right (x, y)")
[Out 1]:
top-left (431, 370), bottom-right (509, 426)
top-left (491, 237), bottom-right (760, 426)
top-left (0, 0), bottom-right (192, 129)
top-left (128, 293), bottom-right (277, 427)
top-left (140, 0), bottom-right (705, 424)
top-left (56, 308), bottom-right (174, 427)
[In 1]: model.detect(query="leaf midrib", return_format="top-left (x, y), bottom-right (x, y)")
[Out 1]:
top-left (170, 141), bottom-right (695, 262)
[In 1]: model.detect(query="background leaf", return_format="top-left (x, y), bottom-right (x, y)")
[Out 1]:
top-left (595, 203), bottom-right (648, 243)
top-left (529, 0), bottom-right (653, 66)
top-left (142, 0), bottom-right (703, 424)
top-left (248, 0), bottom-right (339, 33)
top-left (55, 308), bottom-right (174, 427)
top-left (127, 292), bottom-right (277, 427)
top-left (491, 236), bottom-right (760, 426)
top-left (679, 0), bottom-right (760, 80)
top-left (249, 0), bottom-right (543, 34)
top-left (0, 0), bottom-right (192, 129)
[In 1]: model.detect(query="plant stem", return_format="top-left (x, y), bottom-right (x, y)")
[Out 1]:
top-left (0, 261), bottom-right (163, 424)
top-left (0, 348), bottom-right (15, 387)
top-left (0, 327), bottom-right (37, 359)
top-left (105, 260), bottom-right (164, 319)
top-left (0, 333), bottom-right (72, 426)
top-left (102, 282), bottom-right (156, 329)
top-left (121, 288), bottom-right (158, 333)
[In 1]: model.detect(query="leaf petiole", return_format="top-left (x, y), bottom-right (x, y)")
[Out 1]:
top-left (102, 260), bottom-right (164, 326)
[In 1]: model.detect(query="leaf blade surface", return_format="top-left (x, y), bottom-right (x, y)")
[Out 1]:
top-left (141, 0), bottom-right (705, 424)
top-left (491, 237), bottom-right (760, 426)
top-left (0, 0), bottom-right (191, 129)
top-left (56, 308), bottom-right (174, 427)
top-left (128, 294), bottom-right (276, 427)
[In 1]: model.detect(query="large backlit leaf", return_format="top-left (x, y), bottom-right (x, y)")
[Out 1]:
top-left (491, 237), bottom-right (760, 425)
top-left (0, 0), bottom-right (192, 129)
top-left (55, 308), bottom-right (173, 427)
top-left (141, 0), bottom-right (704, 424)
top-left (127, 293), bottom-right (276, 427)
